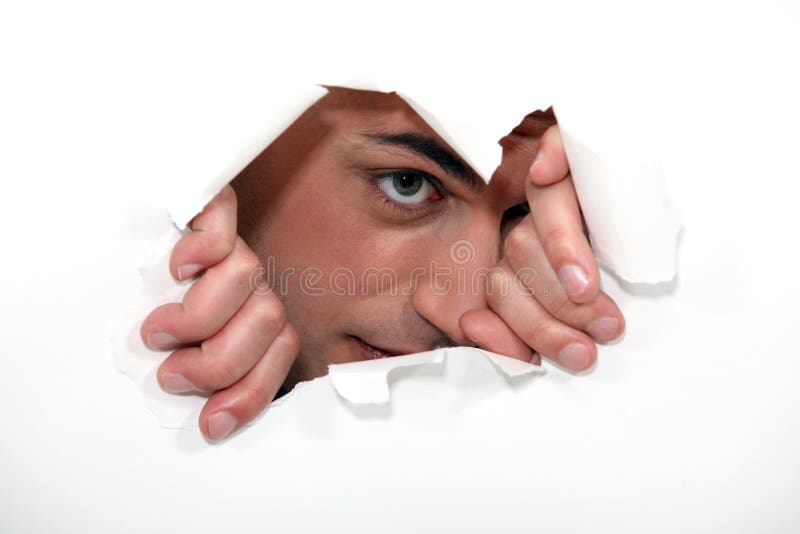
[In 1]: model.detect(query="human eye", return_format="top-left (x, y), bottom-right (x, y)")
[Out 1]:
top-left (372, 169), bottom-right (444, 206)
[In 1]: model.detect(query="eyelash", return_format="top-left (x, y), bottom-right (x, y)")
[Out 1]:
top-left (367, 169), bottom-right (447, 217)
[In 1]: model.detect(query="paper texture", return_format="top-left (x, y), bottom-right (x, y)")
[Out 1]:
top-left (154, 71), bottom-right (680, 284)
top-left (165, 85), bottom-right (329, 228)
top-left (321, 76), bottom-right (543, 183)
top-left (113, 83), bottom-right (680, 427)
top-left (555, 105), bottom-right (682, 283)
top-left (328, 348), bottom-right (544, 404)
top-left (114, 270), bottom-right (543, 426)
top-left (113, 226), bottom-right (203, 429)
top-left (6, 3), bottom-right (800, 533)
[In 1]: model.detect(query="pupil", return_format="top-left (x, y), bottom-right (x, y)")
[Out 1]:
top-left (394, 173), bottom-right (422, 196)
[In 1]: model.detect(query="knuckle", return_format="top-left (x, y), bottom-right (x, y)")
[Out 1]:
top-left (526, 322), bottom-right (560, 354)
top-left (487, 267), bottom-right (506, 297)
top-left (220, 184), bottom-right (237, 208)
top-left (282, 324), bottom-right (301, 353)
top-left (548, 291), bottom-right (573, 320)
top-left (238, 264), bottom-right (262, 294)
top-left (204, 358), bottom-right (241, 389)
top-left (241, 255), bottom-right (260, 276)
top-left (503, 225), bottom-right (529, 260)
top-left (541, 225), bottom-right (568, 251)
top-left (203, 331), bottom-right (234, 361)
top-left (192, 231), bottom-right (233, 264)
top-left (233, 244), bottom-right (262, 280)
top-left (214, 230), bottom-right (238, 259)
top-left (237, 383), bottom-right (271, 409)
top-left (256, 299), bottom-right (286, 328)
top-left (187, 310), bottom-right (222, 341)
top-left (516, 320), bottom-right (545, 348)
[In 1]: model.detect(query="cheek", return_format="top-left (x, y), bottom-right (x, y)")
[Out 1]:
top-left (285, 184), bottom-right (381, 269)
top-left (266, 174), bottom-right (433, 275)
top-left (258, 174), bottom-right (420, 328)
top-left (254, 183), bottom-right (367, 356)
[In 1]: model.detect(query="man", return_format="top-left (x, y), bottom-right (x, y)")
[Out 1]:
top-left (141, 87), bottom-right (626, 440)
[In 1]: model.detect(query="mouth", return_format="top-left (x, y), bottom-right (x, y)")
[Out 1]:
top-left (350, 336), bottom-right (403, 360)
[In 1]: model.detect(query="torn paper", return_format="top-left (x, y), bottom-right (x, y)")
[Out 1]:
top-left (115, 269), bottom-right (543, 427)
top-left (555, 104), bottom-right (682, 284)
top-left (111, 223), bottom-right (544, 427)
top-left (321, 76), bottom-right (547, 183)
top-left (165, 84), bottom-right (328, 229)
top-left (322, 79), bottom-right (681, 282)
top-left (328, 348), bottom-right (544, 404)
top-left (113, 224), bottom-right (202, 429)
top-left (113, 82), bottom-right (677, 430)
top-left (158, 73), bottom-right (681, 284)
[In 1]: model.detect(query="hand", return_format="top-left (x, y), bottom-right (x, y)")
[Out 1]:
top-left (461, 123), bottom-right (625, 371)
top-left (140, 185), bottom-right (300, 440)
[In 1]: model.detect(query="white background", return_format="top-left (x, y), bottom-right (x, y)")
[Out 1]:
top-left (1, 1), bottom-right (799, 532)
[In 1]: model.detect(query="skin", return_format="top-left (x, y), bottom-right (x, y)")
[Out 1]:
top-left (141, 88), bottom-right (625, 441)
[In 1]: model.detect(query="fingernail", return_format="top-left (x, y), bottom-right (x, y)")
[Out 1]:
top-left (586, 317), bottom-right (620, 341)
top-left (558, 264), bottom-right (589, 298)
top-left (177, 263), bottom-right (204, 281)
top-left (530, 147), bottom-right (545, 171)
top-left (146, 331), bottom-right (178, 350)
top-left (161, 372), bottom-right (195, 393)
top-left (208, 411), bottom-right (237, 441)
top-left (559, 343), bottom-right (591, 370)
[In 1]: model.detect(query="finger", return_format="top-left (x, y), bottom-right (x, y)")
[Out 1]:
top-left (503, 217), bottom-right (625, 341)
top-left (169, 184), bottom-right (238, 281)
top-left (459, 308), bottom-right (540, 364)
top-left (156, 291), bottom-right (287, 392)
top-left (528, 124), bottom-right (569, 186)
top-left (199, 322), bottom-right (300, 441)
top-left (140, 237), bottom-right (260, 349)
top-left (526, 175), bottom-right (600, 303)
top-left (487, 260), bottom-right (597, 371)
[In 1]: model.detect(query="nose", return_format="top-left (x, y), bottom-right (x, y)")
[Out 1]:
top-left (410, 211), bottom-right (500, 346)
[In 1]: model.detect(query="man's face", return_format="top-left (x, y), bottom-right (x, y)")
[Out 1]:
top-left (233, 88), bottom-right (553, 388)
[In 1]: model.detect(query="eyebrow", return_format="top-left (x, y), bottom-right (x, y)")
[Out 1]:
top-left (362, 132), bottom-right (481, 191)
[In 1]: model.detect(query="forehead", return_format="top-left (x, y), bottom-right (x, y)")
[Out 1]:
top-left (313, 87), bottom-right (443, 139)
top-left (316, 86), bottom-right (553, 147)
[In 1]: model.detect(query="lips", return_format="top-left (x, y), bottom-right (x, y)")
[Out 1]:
top-left (351, 336), bottom-right (402, 360)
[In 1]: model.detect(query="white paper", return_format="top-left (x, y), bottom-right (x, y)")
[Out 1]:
top-left (165, 85), bottom-right (328, 228)
top-left (114, 84), bottom-right (679, 426)
top-left (555, 105), bottom-right (682, 283)
top-left (5, 3), bottom-right (800, 533)
top-left (113, 226), bottom-right (198, 428)
top-left (328, 348), bottom-right (544, 404)
top-left (114, 261), bottom-right (543, 424)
